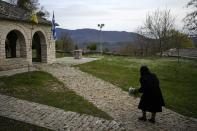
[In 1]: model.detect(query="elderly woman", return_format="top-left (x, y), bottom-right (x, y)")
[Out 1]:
top-left (138, 66), bottom-right (165, 123)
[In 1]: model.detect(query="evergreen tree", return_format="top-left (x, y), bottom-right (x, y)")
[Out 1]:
top-left (7, 0), bottom-right (49, 18)
top-left (17, 0), bottom-right (39, 12)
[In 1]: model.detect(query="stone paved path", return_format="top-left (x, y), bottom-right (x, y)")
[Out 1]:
top-left (0, 94), bottom-right (124, 131)
top-left (55, 57), bottom-right (101, 66)
top-left (38, 63), bottom-right (197, 131)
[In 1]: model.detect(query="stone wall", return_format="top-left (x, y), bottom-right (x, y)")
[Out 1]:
top-left (0, 58), bottom-right (29, 71)
top-left (0, 20), bottom-right (56, 71)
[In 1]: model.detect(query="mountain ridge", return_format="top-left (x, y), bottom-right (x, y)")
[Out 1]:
top-left (56, 28), bottom-right (140, 44)
top-left (56, 28), bottom-right (197, 51)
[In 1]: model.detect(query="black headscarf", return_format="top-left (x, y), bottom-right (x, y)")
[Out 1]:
top-left (140, 66), bottom-right (150, 76)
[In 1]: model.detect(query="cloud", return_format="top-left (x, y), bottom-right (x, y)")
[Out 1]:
top-left (56, 4), bottom-right (111, 18)
top-left (39, 0), bottom-right (190, 31)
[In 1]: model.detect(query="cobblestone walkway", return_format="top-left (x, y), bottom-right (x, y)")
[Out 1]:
top-left (55, 57), bottom-right (101, 66)
top-left (38, 63), bottom-right (197, 131)
top-left (0, 94), bottom-right (124, 131)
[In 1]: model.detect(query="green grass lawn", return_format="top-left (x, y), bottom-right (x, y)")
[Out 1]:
top-left (76, 56), bottom-right (197, 118)
top-left (56, 52), bottom-right (72, 58)
top-left (83, 53), bottom-right (103, 58)
top-left (0, 71), bottom-right (112, 120)
top-left (0, 116), bottom-right (51, 131)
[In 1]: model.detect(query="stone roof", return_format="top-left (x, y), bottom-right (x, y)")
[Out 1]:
top-left (0, 0), bottom-right (51, 25)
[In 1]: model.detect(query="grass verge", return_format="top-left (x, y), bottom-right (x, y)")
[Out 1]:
top-left (56, 52), bottom-right (72, 58)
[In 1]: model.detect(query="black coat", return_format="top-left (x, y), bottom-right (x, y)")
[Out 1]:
top-left (138, 73), bottom-right (165, 112)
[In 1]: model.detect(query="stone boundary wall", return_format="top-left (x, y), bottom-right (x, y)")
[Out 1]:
top-left (162, 48), bottom-right (197, 60)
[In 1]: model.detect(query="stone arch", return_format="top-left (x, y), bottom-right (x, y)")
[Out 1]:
top-left (0, 24), bottom-right (28, 59)
top-left (3, 24), bottom-right (29, 42)
top-left (32, 30), bottom-right (47, 63)
top-left (33, 28), bottom-right (49, 44)
top-left (5, 29), bottom-right (27, 58)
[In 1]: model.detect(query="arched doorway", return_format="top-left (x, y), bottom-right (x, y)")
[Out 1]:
top-left (5, 30), bottom-right (26, 58)
top-left (32, 31), bottom-right (47, 62)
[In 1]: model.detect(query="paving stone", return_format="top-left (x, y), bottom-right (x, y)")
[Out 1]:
top-left (0, 94), bottom-right (124, 131)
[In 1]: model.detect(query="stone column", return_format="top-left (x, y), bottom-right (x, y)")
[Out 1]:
top-left (26, 39), bottom-right (32, 65)
top-left (20, 40), bottom-right (27, 58)
top-left (41, 44), bottom-right (47, 63)
top-left (48, 38), bottom-right (56, 63)
top-left (0, 39), bottom-right (6, 59)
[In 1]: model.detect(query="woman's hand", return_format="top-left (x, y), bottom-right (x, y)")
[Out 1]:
top-left (129, 87), bottom-right (139, 96)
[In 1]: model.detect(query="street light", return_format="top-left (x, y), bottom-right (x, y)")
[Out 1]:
top-left (98, 24), bottom-right (105, 54)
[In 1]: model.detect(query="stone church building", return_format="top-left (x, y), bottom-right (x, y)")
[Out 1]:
top-left (0, 0), bottom-right (56, 71)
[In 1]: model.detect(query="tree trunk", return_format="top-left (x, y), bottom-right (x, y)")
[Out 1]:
top-left (159, 39), bottom-right (163, 57)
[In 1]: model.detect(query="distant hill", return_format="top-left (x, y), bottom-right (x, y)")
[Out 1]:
top-left (56, 28), bottom-right (197, 52)
top-left (56, 28), bottom-right (139, 43)
top-left (56, 28), bottom-right (140, 52)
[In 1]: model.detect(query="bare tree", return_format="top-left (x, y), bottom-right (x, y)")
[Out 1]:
top-left (143, 9), bottom-right (175, 57)
top-left (119, 43), bottom-right (138, 56)
top-left (56, 33), bottom-right (75, 52)
top-left (184, 0), bottom-right (197, 36)
top-left (136, 27), bottom-right (151, 56)
top-left (7, 0), bottom-right (17, 5)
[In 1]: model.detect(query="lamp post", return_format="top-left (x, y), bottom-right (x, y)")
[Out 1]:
top-left (98, 24), bottom-right (105, 55)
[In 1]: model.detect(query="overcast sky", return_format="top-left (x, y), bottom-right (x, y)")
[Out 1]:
top-left (10, 0), bottom-right (193, 32)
